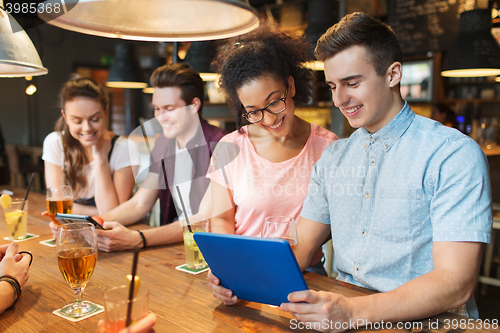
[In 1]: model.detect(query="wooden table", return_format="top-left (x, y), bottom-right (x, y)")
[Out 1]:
top-left (0, 189), bottom-right (497, 332)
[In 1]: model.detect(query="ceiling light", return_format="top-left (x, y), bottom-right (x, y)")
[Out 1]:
top-left (106, 44), bottom-right (147, 89)
top-left (0, 0), bottom-right (48, 77)
top-left (441, 9), bottom-right (500, 78)
top-left (38, 0), bottom-right (259, 41)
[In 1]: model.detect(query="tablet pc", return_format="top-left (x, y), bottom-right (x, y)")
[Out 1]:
top-left (55, 213), bottom-right (105, 230)
top-left (193, 233), bottom-right (308, 306)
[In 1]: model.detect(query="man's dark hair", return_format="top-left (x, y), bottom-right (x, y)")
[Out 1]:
top-left (150, 63), bottom-right (205, 115)
top-left (315, 12), bottom-right (402, 76)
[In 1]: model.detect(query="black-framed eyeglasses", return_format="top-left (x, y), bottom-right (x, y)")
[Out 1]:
top-left (241, 89), bottom-right (288, 124)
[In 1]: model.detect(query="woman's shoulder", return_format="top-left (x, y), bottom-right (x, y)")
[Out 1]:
top-left (219, 127), bottom-right (248, 144)
top-left (110, 135), bottom-right (140, 158)
top-left (42, 132), bottom-right (64, 163)
top-left (310, 123), bottom-right (338, 142)
top-left (42, 132), bottom-right (63, 152)
top-left (43, 131), bottom-right (62, 144)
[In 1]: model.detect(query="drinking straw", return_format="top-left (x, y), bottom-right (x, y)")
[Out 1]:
top-left (126, 247), bottom-right (140, 327)
top-left (175, 185), bottom-right (192, 233)
top-left (139, 118), bottom-right (152, 155)
top-left (21, 172), bottom-right (35, 210)
top-left (13, 172), bottom-right (34, 236)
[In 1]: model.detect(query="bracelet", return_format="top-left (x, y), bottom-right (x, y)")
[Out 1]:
top-left (0, 275), bottom-right (21, 309)
top-left (137, 230), bottom-right (147, 249)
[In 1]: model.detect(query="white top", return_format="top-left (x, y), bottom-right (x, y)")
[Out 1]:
top-left (171, 144), bottom-right (194, 220)
top-left (42, 131), bottom-right (140, 199)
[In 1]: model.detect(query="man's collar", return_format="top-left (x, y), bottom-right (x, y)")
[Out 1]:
top-left (360, 101), bottom-right (414, 152)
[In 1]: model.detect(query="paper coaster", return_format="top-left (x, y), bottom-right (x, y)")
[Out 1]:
top-left (3, 233), bottom-right (40, 242)
top-left (53, 303), bottom-right (104, 322)
top-left (39, 238), bottom-right (56, 247)
top-left (175, 263), bottom-right (209, 275)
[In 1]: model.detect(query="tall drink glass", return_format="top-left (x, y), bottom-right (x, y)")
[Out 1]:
top-left (46, 185), bottom-right (73, 224)
top-left (3, 199), bottom-right (28, 240)
top-left (57, 222), bottom-right (98, 318)
top-left (180, 218), bottom-right (209, 269)
top-left (261, 216), bottom-right (298, 254)
top-left (104, 285), bottom-right (149, 332)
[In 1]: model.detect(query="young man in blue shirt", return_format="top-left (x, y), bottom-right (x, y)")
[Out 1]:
top-left (283, 12), bottom-right (492, 327)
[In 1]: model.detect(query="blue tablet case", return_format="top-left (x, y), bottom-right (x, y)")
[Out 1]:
top-left (193, 233), bottom-right (308, 306)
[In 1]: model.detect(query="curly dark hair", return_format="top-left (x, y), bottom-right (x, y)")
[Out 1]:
top-left (212, 24), bottom-right (313, 132)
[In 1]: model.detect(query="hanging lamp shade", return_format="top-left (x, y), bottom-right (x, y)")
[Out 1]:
top-left (38, 0), bottom-right (259, 41)
top-left (184, 41), bottom-right (219, 81)
top-left (0, 1), bottom-right (48, 77)
top-left (441, 9), bottom-right (500, 78)
top-left (106, 44), bottom-right (147, 89)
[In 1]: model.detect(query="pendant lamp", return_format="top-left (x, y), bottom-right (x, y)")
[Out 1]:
top-left (38, 0), bottom-right (259, 41)
top-left (106, 44), bottom-right (147, 89)
top-left (441, 9), bottom-right (500, 77)
top-left (184, 41), bottom-right (219, 81)
top-left (0, 0), bottom-right (48, 77)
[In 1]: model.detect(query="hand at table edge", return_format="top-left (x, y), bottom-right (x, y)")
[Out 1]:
top-left (280, 290), bottom-right (354, 333)
top-left (207, 269), bottom-right (238, 305)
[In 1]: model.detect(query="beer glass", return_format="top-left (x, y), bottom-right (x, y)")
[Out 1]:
top-left (56, 222), bottom-right (98, 318)
top-left (261, 216), bottom-right (298, 253)
top-left (46, 185), bottom-right (73, 224)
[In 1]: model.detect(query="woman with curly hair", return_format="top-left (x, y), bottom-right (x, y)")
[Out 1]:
top-left (206, 24), bottom-right (338, 304)
top-left (42, 78), bottom-right (140, 216)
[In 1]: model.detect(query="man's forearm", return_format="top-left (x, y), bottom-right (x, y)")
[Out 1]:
top-left (351, 242), bottom-right (483, 324)
top-left (141, 221), bottom-right (183, 247)
top-left (99, 197), bottom-right (149, 226)
top-left (351, 268), bottom-right (476, 324)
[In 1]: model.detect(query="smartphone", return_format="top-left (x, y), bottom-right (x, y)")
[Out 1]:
top-left (55, 213), bottom-right (105, 230)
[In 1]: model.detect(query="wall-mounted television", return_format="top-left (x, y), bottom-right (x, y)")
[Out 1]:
top-left (400, 59), bottom-right (433, 102)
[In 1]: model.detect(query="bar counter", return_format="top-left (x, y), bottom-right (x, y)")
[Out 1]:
top-left (0, 188), bottom-right (496, 332)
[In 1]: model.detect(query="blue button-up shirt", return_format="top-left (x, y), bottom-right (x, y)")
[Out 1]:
top-left (301, 102), bottom-right (492, 293)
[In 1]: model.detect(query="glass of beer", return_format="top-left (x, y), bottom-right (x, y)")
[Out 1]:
top-left (46, 185), bottom-right (73, 224)
top-left (180, 218), bottom-right (209, 270)
top-left (4, 199), bottom-right (28, 240)
top-left (261, 216), bottom-right (298, 254)
top-left (56, 222), bottom-right (98, 318)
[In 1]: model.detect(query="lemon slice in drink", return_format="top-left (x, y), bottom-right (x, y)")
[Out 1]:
top-left (0, 194), bottom-right (12, 209)
top-left (126, 275), bottom-right (141, 298)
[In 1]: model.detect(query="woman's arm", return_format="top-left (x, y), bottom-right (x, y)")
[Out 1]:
top-left (93, 163), bottom-right (136, 215)
top-left (92, 133), bottom-right (137, 215)
top-left (44, 161), bottom-right (66, 188)
top-left (209, 181), bottom-right (236, 234)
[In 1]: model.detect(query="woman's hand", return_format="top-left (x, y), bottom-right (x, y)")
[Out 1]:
top-left (92, 130), bottom-right (112, 164)
top-left (49, 221), bottom-right (59, 239)
top-left (0, 242), bottom-right (30, 289)
top-left (207, 269), bottom-right (238, 305)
